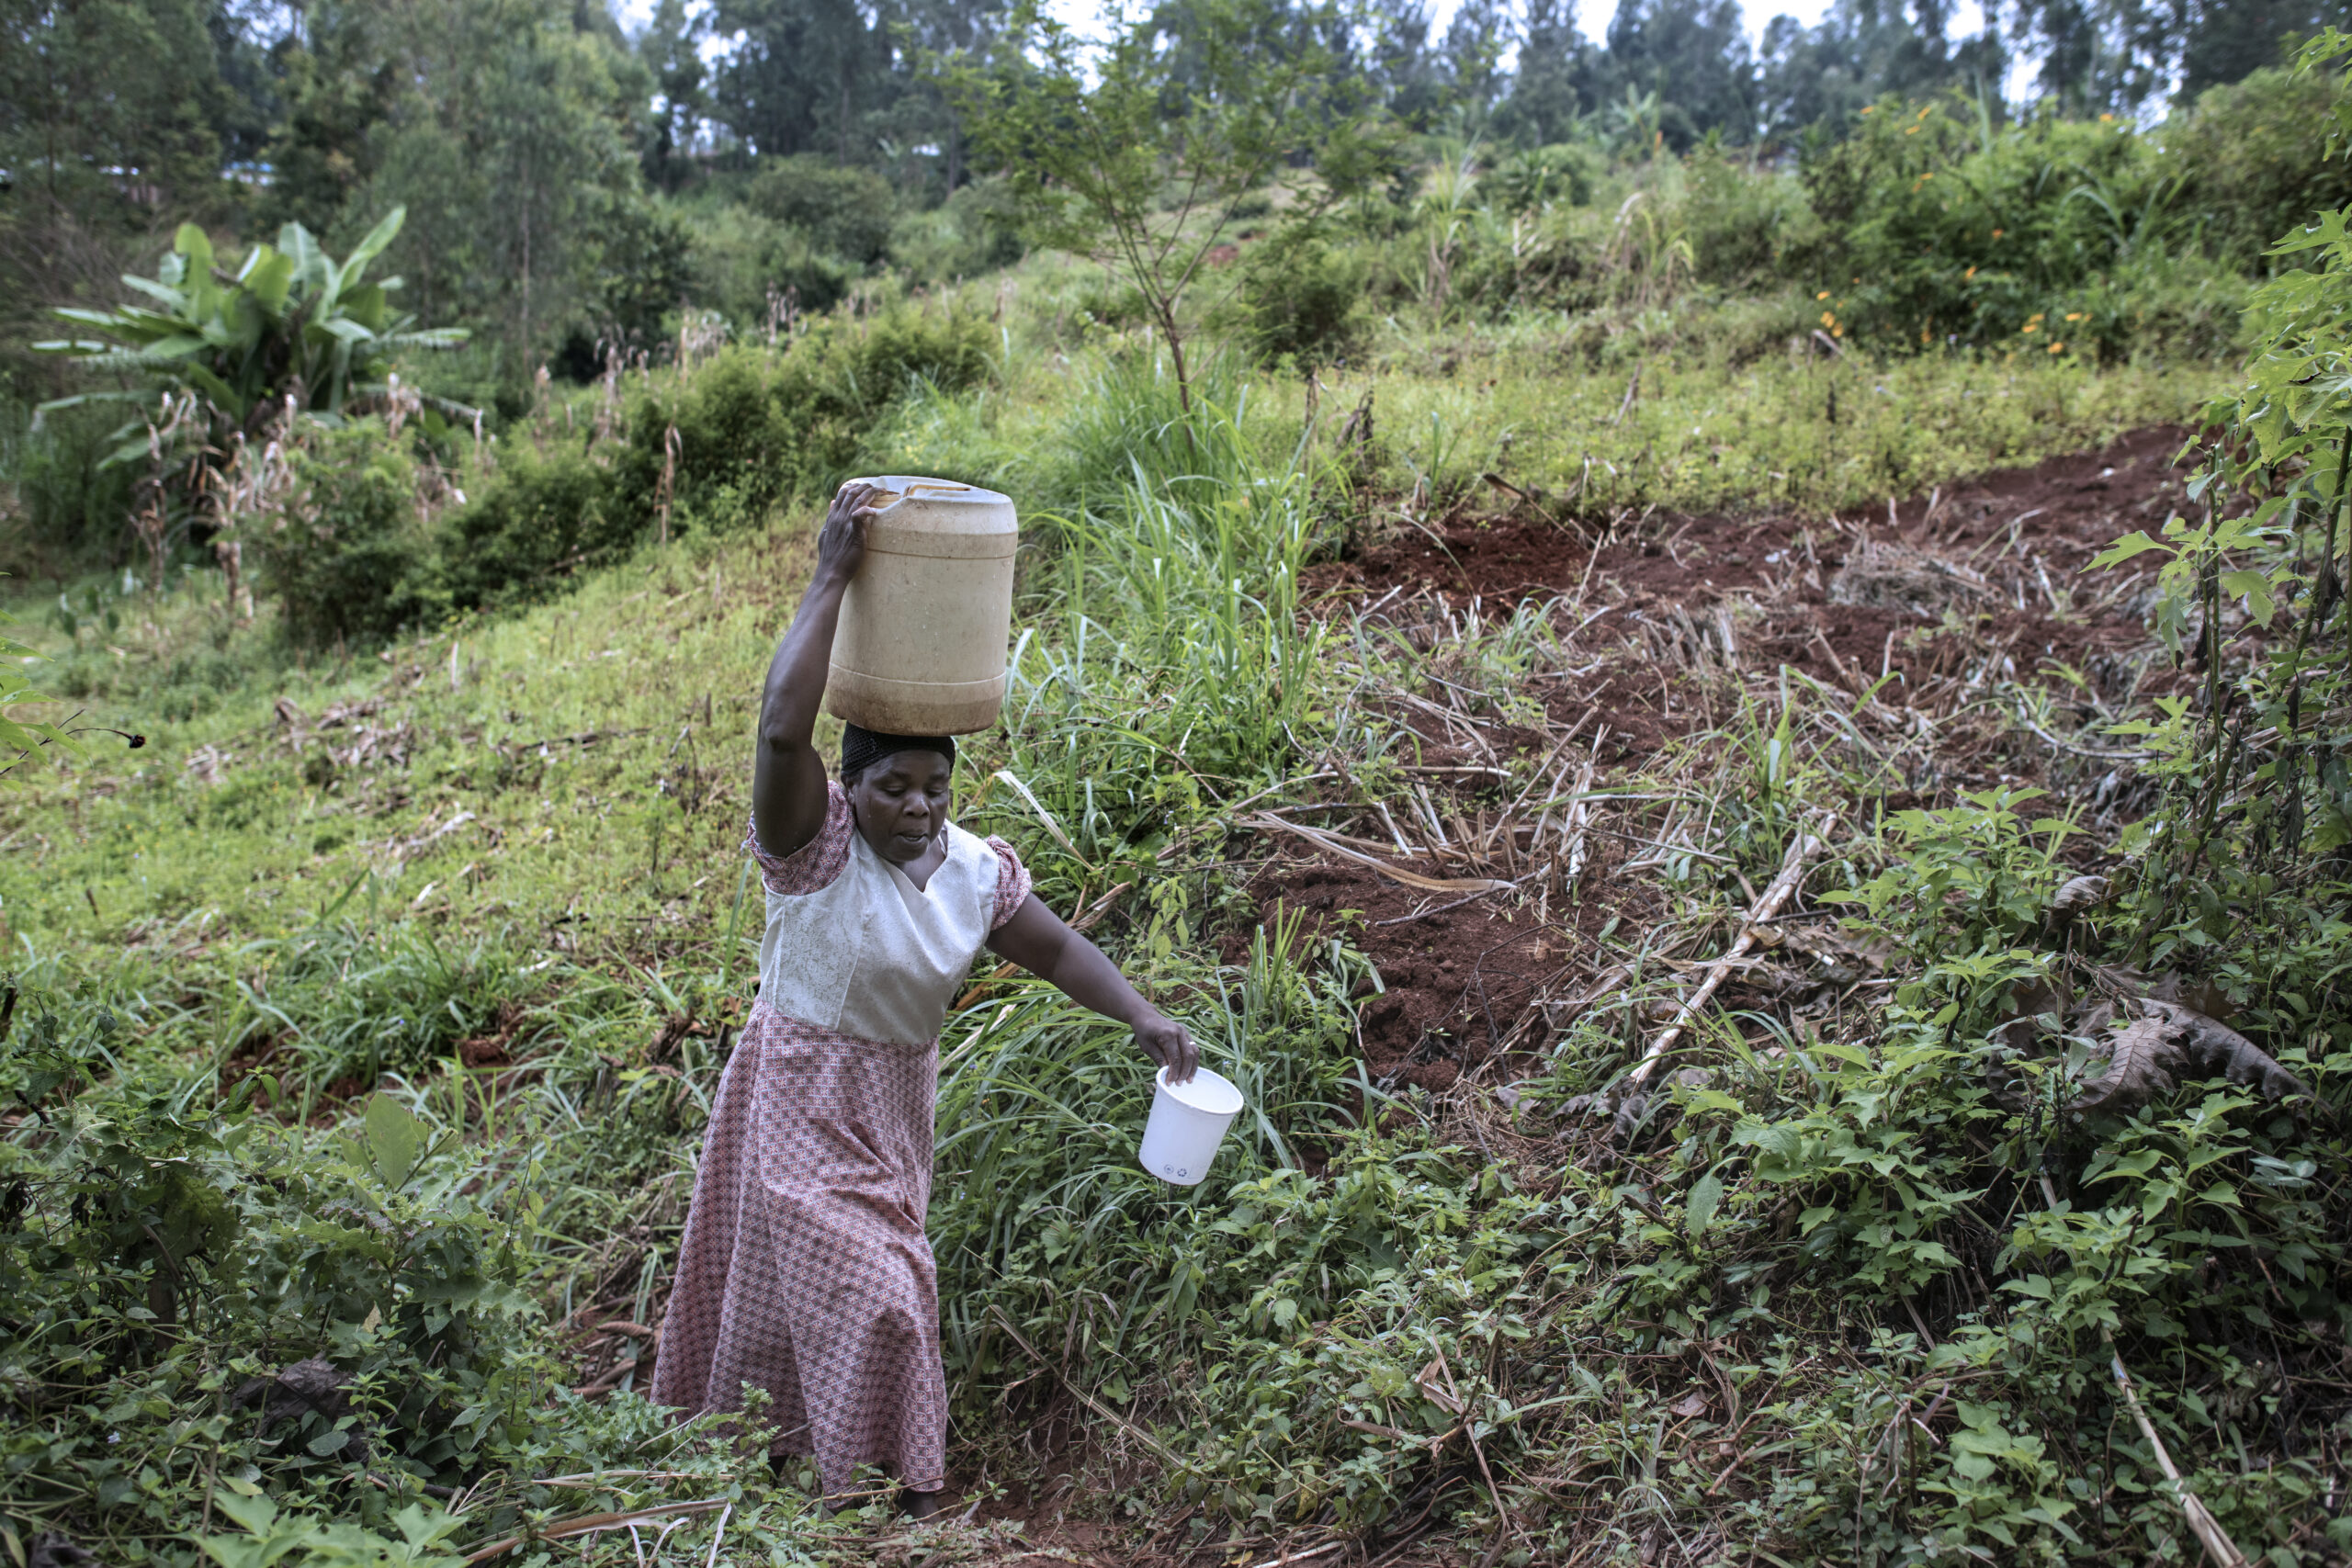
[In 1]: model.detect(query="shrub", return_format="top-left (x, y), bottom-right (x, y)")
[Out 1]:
top-left (888, 177), bottom-right (1026, 282)
top-left (1806, 97), bottom-right (2248, 355)
top-left (744, 154), bottom-right (897, 265)
top-left (1682, 145), bottom-right (1822, 288)
top-left (679, 199), bottom-right (863, 322)
top-left (261, 421), bottom-right (430, 649)
top-left (1484, 142), bottom-right (1602, 212)
top-left (1226, 223), bottom-right (1370, 366)
top-left (578, 194), bottom-right (696, 355)
top-left (435, 437), bottom-right (621, 613)
top-left (436, 303), bottom-right (994, 608)
top-left (0, 398), bottom-right (139, 578)
top-left (0, 978), bottom-right (749, 1556)
top-left (2164, 64), bottom-right (2352, 273)
top-left (1448, 204), bottom-right (1611, 315)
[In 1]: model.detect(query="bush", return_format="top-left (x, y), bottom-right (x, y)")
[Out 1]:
top-left (578, 193), bottom-right (696, 355)
top-left (1682, 145), bottom-right (1821, 288)
top-left (1446, 204), bottom-right (1611, 315)
top-left (261, 422), bottom-right (430, 649)
top-left (744, 154), bottom-right (897, 266)
top-left (1484, 142), bottom-right (1602, 212)
top-left (435, 437), bottom-right (621, 613)
top-left (1227, 223), bottom-right (1370, 366)
top-left (0, 977), bottom-right (750, 1559)
top-left (888, 177), bottom-right (1025, 282)
top-left (1805, 97), bottom-right (2247, 355)
top-left (436, 303), bottom-right (994, 609)
top-left (679, 199), bottom-right (863, 323)
top-left (0, 398), bottom-right (139, 578)
top-left (2165, 64), bottom-right (2352, 273)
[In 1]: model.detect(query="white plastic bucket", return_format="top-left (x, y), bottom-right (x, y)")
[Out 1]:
top-left (1138, 1066), bottom-right (1245, 1186)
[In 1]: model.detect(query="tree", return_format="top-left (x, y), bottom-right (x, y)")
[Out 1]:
top-left (0, 0), bottom-right (231, 389)
top-left (946, 0), bottom-right (1363, 413)
top-left (1599, 0), bottom-right (1756, 147)
top-left (343, 0), bottom-right (648, 364)
top-left (709, 0), bottom-right (886, 159)
top-left (639, 0), bottom-right (709, 190)
top-left (1756, 0), bottom-right (2007, 141)
top-left (1438, 0), bottom-right (1514, 130)
top-left (1493, 0), bottom-right (1589, 146)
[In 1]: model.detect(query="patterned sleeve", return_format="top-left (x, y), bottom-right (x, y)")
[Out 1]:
top-left (747, 782), bottom-right (855, 897)
top-left (983, 835), bottom-right (1033, 931)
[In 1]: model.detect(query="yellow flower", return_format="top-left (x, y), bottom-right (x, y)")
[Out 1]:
top-left (2064, 311), bottom-right (2084, 321)
top-left (1821, 311), bottom-right (1837, 327)
top-left (2022, 322), bottom-right (2038, 333)
top-left (1817, 289), bottom-right (1830, 299)
top-left (2099, 113), bottom-right (2114, 123)
top-left (1906, 125), bottom-right (1920, 135)
top-left (1964, 265), bottom-right (1977, 279)
top-left (1861, 105), bottom-right (1875, 115)
top-left (2049, 342), bottom-right (2064, 354)
top-left (1993, 228), bottom-right (2005, 240)
top-left (1917, 107), bottom-right (1931, 120)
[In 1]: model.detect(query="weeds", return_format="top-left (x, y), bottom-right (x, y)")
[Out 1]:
top-left (4, 197), bottom-right (2346, 1568)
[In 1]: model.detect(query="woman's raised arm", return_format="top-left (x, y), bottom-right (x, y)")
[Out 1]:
top-left (752, 481), bottom-right (886, 858)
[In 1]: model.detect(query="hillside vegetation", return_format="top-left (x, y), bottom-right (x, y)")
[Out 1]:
top-left (7, 6), bottom-right (2352, 1568)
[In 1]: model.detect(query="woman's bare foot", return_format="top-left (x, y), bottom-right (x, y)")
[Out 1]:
top-left (902, 1486), bottom-right (963, 1522)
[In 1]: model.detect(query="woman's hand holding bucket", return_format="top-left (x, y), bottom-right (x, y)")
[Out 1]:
top-left (1130, 1005), bottom-right (1197, 1086)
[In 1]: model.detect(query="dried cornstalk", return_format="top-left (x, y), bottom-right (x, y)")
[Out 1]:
top-left (2104, 1333), bottom-right (2249, 1567)
top-left (1250, 813), bottom-right (1512, 894)
top-left (1626, 816), bottom-right (1834, 1089)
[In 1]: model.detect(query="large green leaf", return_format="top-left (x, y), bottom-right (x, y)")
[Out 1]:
top-left (174, 221), bottom-right (215, 277)
top-left (341, 206), bottom-right (407, 285)
top-left (364, 1093), bottom-right (424, 1189)
top-left (243, 248), bottom-right (294, 315)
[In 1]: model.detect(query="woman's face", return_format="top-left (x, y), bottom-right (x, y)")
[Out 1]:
top-left (847, 750), bottom-right (954, 864)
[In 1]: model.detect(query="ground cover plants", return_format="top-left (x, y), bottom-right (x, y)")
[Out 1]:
top-left (8, 28), bottom-right (2352, 1568)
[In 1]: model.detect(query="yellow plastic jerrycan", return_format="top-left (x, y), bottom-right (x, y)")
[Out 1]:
top-left (822, 476), bottom-right (1018, 736)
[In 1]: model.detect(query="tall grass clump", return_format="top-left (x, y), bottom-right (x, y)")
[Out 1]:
top-left (956, 366), bottom-right (1339, 915)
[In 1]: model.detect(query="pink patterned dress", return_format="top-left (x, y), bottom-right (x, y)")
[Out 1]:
top-left (651, 784), bottom-right (1029, 1494)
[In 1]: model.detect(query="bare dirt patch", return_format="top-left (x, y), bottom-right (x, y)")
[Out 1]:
top-left (1267, 427), bottom-right (2192, 1086)
top-left (1310, 423), bottom-right (2191, 705)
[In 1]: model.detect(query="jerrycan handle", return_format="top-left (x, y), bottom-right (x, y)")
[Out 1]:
top-left (863, 480), bottom-right (972, 515)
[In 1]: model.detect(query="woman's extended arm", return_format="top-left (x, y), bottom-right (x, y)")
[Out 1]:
top-left (752, 481), bottom-right (885, 858)
top-left (986, 896), bottom-right (1200, 1082)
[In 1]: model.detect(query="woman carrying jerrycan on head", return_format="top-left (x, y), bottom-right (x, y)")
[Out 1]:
top-left (650, 479), bottom-right (1198, 1522)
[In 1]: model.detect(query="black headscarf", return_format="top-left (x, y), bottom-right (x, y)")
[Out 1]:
top-left (840, 723), bottom-right (956, 783)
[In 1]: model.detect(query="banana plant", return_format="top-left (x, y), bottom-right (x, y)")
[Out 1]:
top-left (35, 208), bottom-right (466, 457)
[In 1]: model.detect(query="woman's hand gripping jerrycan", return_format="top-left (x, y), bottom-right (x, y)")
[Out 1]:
top-left (822, 477), bottom-right (1017, 736)
top-left (1139, 1066), bottom-right (1245, 1186)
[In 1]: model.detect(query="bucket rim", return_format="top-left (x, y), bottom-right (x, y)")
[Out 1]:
top-left (1156, 1064), bottom-right (1243, 1115)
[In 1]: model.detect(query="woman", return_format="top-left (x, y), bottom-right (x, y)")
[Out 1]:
top-left (651, 480), bottom-right (1197, 1518)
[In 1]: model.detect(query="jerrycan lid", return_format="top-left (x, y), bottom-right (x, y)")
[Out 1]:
top-left (853, 476), bottom-right (1016, 537)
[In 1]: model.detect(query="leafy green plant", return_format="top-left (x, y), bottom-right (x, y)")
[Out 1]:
top-left (1226, 223), bottom-right (1371, 367)
top-left (1804, 97), bottom-right (2245, 356)
top-left (38, 210), bottom-right (467, 442)
top-left (258, 421), bottom-right (432, 649)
